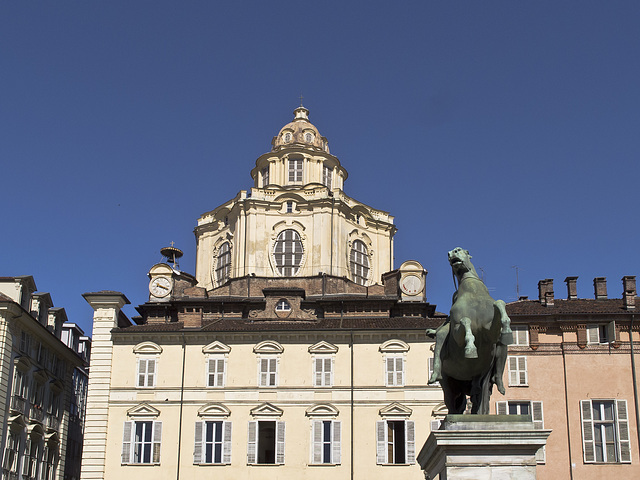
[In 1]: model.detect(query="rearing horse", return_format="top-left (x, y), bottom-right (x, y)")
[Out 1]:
top-left (428, 248), bottom-right (513, 414)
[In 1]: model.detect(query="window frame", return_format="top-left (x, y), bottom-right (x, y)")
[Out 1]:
top-left (322, 165), bottom-right (332, 189)
top-left (497, 400), bottom-right (545, 463)
top-left (206, 356), bottom-right (226, 388)
top-left (193, 420), bottom-right (232, 465)
top-left (247, 420), bottom-right (285, 465)
top-left (384, 355), bottom-right (405, 387)
top-left (313, 355), bottom-right (334, 388)
top-left (288, 157), bottom-right (303, 184)
top-left (261, 166), bottom-right (269, 187)
top-left (507, 355), bottom-right (528, 386)
top-left (122, 420), bottom-right (162, 465)
top-left (580, 399), bottom-right (631, 463)
top-left (511, 325), bottom-right (529, 346)
top-left (350, 239), bottom-right (370, 286)
top-left (215, 242), bottom-right (231, 286)
top-left (310, 420), bottom-right (341, 465)
top-left (273, 229), bottom-right (304, 276)
top-left (136, 357), bottom-right (157, 388)
top-left (375, 420), bottom-right (415, 465)
top-left (258, 356), bottom-right (278, 388)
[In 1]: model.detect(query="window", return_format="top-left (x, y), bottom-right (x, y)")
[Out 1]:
top-left (20, 331), bottom-right (31, 353)
top-left (376, 420), bottom-right (415, 464)
top-left (22, 435), bottom-right (41, 480)
top-left (283, 132), bottom-right (292, 143)
top-left (385, 356), bottom-right (404, 387)
top-left (2, 432), bottom-right (20, 478)
top-left (311, 420), bottom-right (341, 464)
top-left (275, 299), bottom-right (291, 312)
top-left (42, 444), bottom-right (57, 480)
top-left (322, 165), bottom-right (332, 189)
top-left (587, 323), bottom-right (615, 345)
top-left (511, 325), bottom-right (529, 346)
top-left (288, 158), bottom-right (303, 183)
top-left (137, 358), bottom-right (156, 388)
top-left (215, 242), bottom-right (231, 285)
top-left (194, 421), bottom-right (232, 464)
top-left (285, 201), bottom-right (293, 213)
top-left (304, 132), bottom-right (314, 143)
top-left (247, 421), bottom-right (285, 464)
top-left (313, 357), bottom-right (333, 387)
top-left (497, 401), bottom-right (545, 462)
top-left (261, 167), bottom-right (269, 187)
top-left (207, 357), bottom-right (226, 388)
top-left (581, 399), bottom-right (631, 463)
top-left (258, 357), bottom-right (278, 387)
top-left (350, 240), bottom-right (369, 286)
top-left (508, 356), bottom-right (527, 386)
top-left (273, 229), bottom-right (303, 276)
top-left (122, 421), bottom-right (162, 464)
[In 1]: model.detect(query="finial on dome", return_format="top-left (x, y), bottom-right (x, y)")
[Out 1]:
top-left (299, 94), bottom-right (304, 107)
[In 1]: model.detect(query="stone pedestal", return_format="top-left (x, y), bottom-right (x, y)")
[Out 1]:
top-left (418, 415), bottom-right (550, 480)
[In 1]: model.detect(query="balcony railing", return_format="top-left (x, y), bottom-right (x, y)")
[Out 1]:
top-left (2, 469), bottom-right (19, 480)
top-left (29, 405), bottom-right (43, 423)
top-left (10, 396), bottom-right (25, 414)
top-left (46, 415), bottom-right (60, 431)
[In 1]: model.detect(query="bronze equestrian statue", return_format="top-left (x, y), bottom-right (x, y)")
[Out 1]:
top-left (427, 247), bottom-right (513, 414)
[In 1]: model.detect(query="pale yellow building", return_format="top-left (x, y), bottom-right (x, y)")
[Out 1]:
top-left (80, 107), bottom-right (445, 480)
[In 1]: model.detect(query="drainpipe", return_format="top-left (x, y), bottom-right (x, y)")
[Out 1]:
top-left (176, 333), bottom-right (186, 480)
top-left (350, 328), bottom-right (354, 480)
top-left (330, 195), bottom-right (335, 276)
top-left (630, 314), bottom-right (640, 459)
top-left (561, 341), bottom-right (574, 480)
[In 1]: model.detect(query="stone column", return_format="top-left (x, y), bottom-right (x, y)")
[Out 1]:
top-left (80, 292), bottom-right (129, 480)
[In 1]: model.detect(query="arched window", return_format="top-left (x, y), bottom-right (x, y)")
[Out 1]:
top-left (305, 132), bottom-right (314, 143)
top-left (273, 230), bottom-right (303, 276)
top-left (216, 242), bottom-right (231, 285)
top-left (350, 240), bottom-right (369, 285)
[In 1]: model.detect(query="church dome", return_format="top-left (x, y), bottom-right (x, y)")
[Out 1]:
top-left (272, 106), bottom-right (330, 153)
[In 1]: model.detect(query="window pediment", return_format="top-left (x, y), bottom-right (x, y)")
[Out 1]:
top-left (250, 402), bottom-right (283, 418)
top-left (379, 339), bottom-right (410, 353)
top-left (133, 341), bottom-right (162, 355)
top-left (308, 341), bottom-right (338, 354)
top-left (198, 403), bottom-right (231, 418)
top-left (254, 340), bottom-right (284, 354)
top-left (202, 341), bottom-right (231, 354)
top-left (379, 402), bottom-right (412, 418)
top-left (306, 403), bottom-right (339, 417)
top-left (127, 403), bottom-right (160, 418)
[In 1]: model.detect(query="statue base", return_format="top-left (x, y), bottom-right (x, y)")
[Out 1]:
top-left (417, 414), bottom-right (550, 480)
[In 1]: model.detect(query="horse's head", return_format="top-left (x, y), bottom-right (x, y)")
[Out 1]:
top-left (448, 247), bottom-right (477, 279)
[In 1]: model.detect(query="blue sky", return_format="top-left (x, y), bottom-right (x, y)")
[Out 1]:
top-left (2, 1), bottom-right (639, 334)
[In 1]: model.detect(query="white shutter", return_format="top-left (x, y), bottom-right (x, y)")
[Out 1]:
top-left (508, 357), bottom-right (517, 385)
top-left (532, 402), bottom-right (545, 463)
top-left (580, 400), bottom-right (596, 462)
top-left (121, 422), bottom-right (132, 464)
top-left (405, 420), bottom-right (415, 464)
top-left (606, 321), bottom-right (616, 344)
top-left (247, 421), bottom-right (258, 464)
top-left (137, 359), bottom-right (145, 387)
top-left (616, 399), bottom-right (631, 463)
top-left (586, 325), bottom-right (599, 344)
top-left (193, 421), bottom-right (203, 464)
top-left (376, 421), bottom-right (386, 464)
top-left (217, 358), bottom-right (225, 387)
top-left (496, 401), bottom-right (508, 415)
top-left (272, 358), bottom-right (279, 386)
top-left (207, 359), bottom-right (215, 387)
top-left (518, 357), bottom-right (528, 385)
top-left (148, 359), bottom-right (156, 387)
top-left (396, 357), bottom-right (404, 386)
top-left (152, 421), bottom-right (162, 463)
top-left (324, 358), bottom-right (332, 386)
top-left (332, 421), bottom-right (341, 465)
top-left (314, 358), bottom-right (322, 387)
top-left (259, 359), bottom-right (268, 386)
top-left (222, 421), bottom-right (232, 464)
top-left (276, 421), bottom-right (285, 464)
top-left (311, 420), bottom-right (322, 464)
top-left (386, 358), bottom-right (394, 386)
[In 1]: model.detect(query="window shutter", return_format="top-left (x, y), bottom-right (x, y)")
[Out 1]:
top-left (496, 401), bottom-right (507, 415)
top-left (518, 357), bottom-right (527, 385)
top-left (148, 359), bottom-right (156, 387)
top-left (22, 439), bottom-right (30, 476)
top-left (222, 421), bottom-right (232, 464)
top-left (207, 359), bottom-right (214, 386)
top-left (152, 421), bottom-right (162, 463)
top-left (430, 419), bottom-right (442, 432)
top-left (193, 421), bottom-right (203, 464)
top-left (260, 359), bottom-right (268, 386)
top-left (508, 357), bottom-right (517, 385)
top-left (580, 400), bottom-right (595, 462)
top-left (324, 358), bottom-right (332, 386)
top-left (247, 421), bottom-right (258, 464)
top-left (332, 421), bottom-right (341, 465)
top-left (616, 399), bottom-right (631, 463)
top-left (396, 357), bottom-right (404, 386)
top-left (386, 358), bottom-right (394, 386)
top-left (276, 421), bottom-right (286, 464)
top-left (586, 325), bottom-right (599, 344)
top-left (314, 358), bottom-right (322, 387)
top-left (311, 420), bottom-right (322, 464)
top-left (406, 420), bottom-right (416, 464)
top-left (217, 358), bottom-right (225, 387)
top-left (376, 421), bottom-right (386, 464)
top-left (273, 358), bottom-right (279, 387)
top-left (121, 422), bottom-right (132, 464)
top-left (137, 360), bottom-right (145, 387)
top-left (606, 321), bottom-right (616, 343)
top-left (531, 402), bottom-right (545, 463)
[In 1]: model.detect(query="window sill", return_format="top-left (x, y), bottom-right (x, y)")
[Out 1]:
top-left (195, 463), bottom-right (230, 466)
top-left (308, 463), bottom-right (340, 466)
top-left (121, 463), bottom-right (160, 466)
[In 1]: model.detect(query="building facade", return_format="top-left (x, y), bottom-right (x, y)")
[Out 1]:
top-left (0, 276), bottom-right (88, 480)
top-left (501, 275), bottom-right (640, 479)
top-left (80, 108), bottom-right (445, 480)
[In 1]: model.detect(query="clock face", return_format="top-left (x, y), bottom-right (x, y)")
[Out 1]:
top-left (149, 276), bottom-right (172, 298)
top-left (400, 274), bottom-right (422, 295)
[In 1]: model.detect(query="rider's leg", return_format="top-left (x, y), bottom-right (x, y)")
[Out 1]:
top-left (492, 342), bottom-right (508, 395)
top-left (460, 317), bottom-right (478, 358)
top-left (428, 323), bottom-right (449, 384)
top-left (494, 300), bottom-right (513, 345)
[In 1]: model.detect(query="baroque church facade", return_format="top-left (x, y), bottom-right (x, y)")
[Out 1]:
top-left (80, 107), bottom-right (445, 480)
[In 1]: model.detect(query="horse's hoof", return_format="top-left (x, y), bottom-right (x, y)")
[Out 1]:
top-left (464, 347), bottom-right (478, 359)
top-left (428, 373), bottom-right (441, 384)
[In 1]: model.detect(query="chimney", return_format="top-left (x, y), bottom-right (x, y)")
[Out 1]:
top-left (538, 279), bottom-right (554, 306)
top-left (622, 276), bottom-right (636, 310)
top-left (594, 277), bottom-right (607, 299)
top-left (565, 276), bottom-right (578, 300)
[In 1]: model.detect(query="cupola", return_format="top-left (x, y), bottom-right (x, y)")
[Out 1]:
top-left (272, 106), bottom-right (330, 152)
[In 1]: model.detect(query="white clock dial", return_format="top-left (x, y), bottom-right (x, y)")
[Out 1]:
top-left (400, 274), bottom-right (422, 295)
top-left (149, 276), bottom-right (172, 298)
